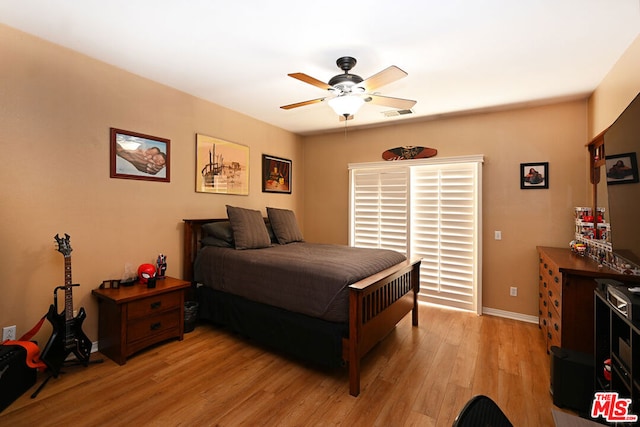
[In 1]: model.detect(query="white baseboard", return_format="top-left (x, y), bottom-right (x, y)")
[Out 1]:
top-left (482, 307), bottom-right (539, 324)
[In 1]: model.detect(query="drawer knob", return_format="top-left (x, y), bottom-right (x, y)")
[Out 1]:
top-left (150, 322), bottom-right (162, 330)
top-left (150, 301), bottom-right (162, 309)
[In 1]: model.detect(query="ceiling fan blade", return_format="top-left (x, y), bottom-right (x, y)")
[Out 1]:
top-left (359, 66), bottom-right (408, 91)
top-left (280, 97), bottom-right (325, 110)
top-left (366, 94), bottom-right (416, 110)
top-left (288, 73), bottom-right (332, 91)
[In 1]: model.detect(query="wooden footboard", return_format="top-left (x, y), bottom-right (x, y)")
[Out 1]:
top-left (342, 257), bottom-right (421, 396)
top-left (183, 219), bottom-right (421, 397)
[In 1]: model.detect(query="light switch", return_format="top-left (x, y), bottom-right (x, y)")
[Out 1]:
top-left (494, 231), bottom-right (502, 240)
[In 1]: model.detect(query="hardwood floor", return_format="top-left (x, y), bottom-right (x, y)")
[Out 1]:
top-left (1, 304), bottom-right (564, 426)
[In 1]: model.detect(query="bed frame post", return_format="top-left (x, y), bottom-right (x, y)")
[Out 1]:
top-left (183, 218), bottom-right (226, 282)
top-left (412, 261), bottom-right (420, 327)
top-left (345, 258), bottom-right (421, 397)
top-left (348, 289), bottom-right (363, 397)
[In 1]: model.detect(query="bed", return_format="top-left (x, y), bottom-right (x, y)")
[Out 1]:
top-left (183, 206), bottom-right (421, 396)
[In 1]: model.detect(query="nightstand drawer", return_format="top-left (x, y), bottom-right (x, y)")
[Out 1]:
top-left (127, 292), bottom-right (181, 320)
top-left (127, 310), bottom-right (181, 343)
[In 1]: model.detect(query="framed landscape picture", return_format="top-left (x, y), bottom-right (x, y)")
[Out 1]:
top-left (196, 134), bottom-right (249, 195)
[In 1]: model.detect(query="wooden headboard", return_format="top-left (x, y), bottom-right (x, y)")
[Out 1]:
top-left (183, 218), bottom-right (227, 282)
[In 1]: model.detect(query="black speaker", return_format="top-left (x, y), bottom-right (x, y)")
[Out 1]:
top-left (550, 346), bottom-right (595, 414)
top-left (0, 345), bottom-right (38, 413)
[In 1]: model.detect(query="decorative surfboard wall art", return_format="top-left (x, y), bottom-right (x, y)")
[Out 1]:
top-left (382, 146), bottom-right (437, 161)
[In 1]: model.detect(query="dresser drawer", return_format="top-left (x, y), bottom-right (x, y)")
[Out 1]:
top-left (546, 281), bottom-right (562, 317)
top-left (127, 292), bottom-right (182, 320)
top-left (127, 310), bottom-right (181, 343)
top-left (548, 318), bottom-right (561, 349)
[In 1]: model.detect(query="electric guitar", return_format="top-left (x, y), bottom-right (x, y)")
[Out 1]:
top-left (41, 234), bottom-right (92, 376)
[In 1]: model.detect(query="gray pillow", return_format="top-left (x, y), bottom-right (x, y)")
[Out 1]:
top-left (266, 207), bottom-right (303, 244)
top-left (226, 205), bottom-right (271, 250)
top-left (201, 221), bottom-right (234, 244)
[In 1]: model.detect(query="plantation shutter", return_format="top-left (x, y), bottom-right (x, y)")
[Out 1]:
top-left (350, 167), bottom-right (409, 255)
top-left (349, 156), bottom-right (483, 314)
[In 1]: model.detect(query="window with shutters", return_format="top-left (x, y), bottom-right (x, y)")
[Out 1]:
top-left (349, 155), bottom-right (483, 314)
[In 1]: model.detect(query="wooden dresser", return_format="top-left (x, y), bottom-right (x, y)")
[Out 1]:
top-left (537, 246), bottom-right (621, 355)
top-left (92, 277), bottom-right (190, 365)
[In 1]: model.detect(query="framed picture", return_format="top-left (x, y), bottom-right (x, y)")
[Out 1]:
top-left (110, 128), bottom-right (170, 182)
top-left (520, 162), bottom-right (548, 189)
top-left (196, 134), bottom-right (249, 195)
top-left (262, 154), bottom-right (292, 194)
top-left (606, 152), bottom-right (639, 185)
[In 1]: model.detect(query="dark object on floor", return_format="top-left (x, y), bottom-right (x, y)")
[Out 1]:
top-left (0, 344), bottom-right (37, 413)
top-left (184, 301), bottom-right (199, 333)
top-left (452, 395), bottom-right (513, 427)
top-left (550, 345), bottom-right (594, 414)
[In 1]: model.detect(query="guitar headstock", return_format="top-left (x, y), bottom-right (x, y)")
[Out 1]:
top-left (54, 233), bottom-right (73, 258)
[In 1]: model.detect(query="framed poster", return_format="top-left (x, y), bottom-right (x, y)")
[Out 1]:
top-left (262, 154), bottom-right (292, 194)
top-left (606, 152), bottom-right (639, 185)
top-left (196, 134), bottom-right (249, 195)
top-left (110, 128), bottom-right (170, 182)
top-left (520, 162), bottom-right (548, 189)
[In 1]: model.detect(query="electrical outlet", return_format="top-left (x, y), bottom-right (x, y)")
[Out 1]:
top-left (2, 325), bottom-right (16, 341)
top-left (510, 287), bottom-right (518, 297)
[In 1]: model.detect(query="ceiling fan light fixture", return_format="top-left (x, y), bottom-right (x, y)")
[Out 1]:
top-left (328, 95), bottom-right (365, 117)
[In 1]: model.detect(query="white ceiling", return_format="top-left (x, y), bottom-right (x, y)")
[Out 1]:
top-left (1, 1), bottom-right (639, 135)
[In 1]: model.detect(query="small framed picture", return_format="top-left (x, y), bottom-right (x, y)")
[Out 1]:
top-left (520, 162), bottom-right (548, 189)
top-left (100, 279), bottom-right (121, 289)
top-left (606, 152), bottom-right (639, 185)
top-left (262, 154), bottom-right (292, 194)
top-left (110, 128), bottom-right (170, 182)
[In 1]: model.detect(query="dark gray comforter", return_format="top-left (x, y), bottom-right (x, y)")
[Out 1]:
top-left (194, 242), bottom-right (407, 323)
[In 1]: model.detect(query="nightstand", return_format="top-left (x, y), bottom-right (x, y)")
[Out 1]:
top-left (92, 277), bottom-right (191, 365)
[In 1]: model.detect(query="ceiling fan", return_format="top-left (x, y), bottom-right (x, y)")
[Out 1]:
top-left (280, 56), bottom-right (417, 120)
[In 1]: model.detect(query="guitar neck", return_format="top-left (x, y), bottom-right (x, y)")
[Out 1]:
top-left (64, 256), bottom-right (74, 321)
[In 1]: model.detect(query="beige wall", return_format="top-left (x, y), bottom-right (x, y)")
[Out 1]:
top-left (302, 102), bottom-right (589, 316)
top-left (0, 25), bottom-right (303, 344)
top-left (589, 35), bottom-right (640, 138)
